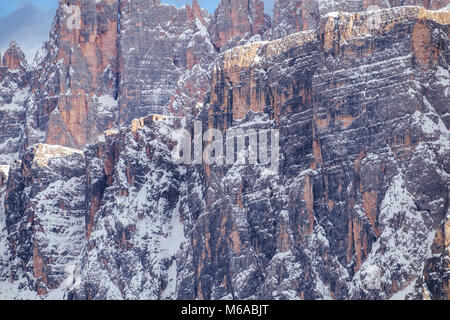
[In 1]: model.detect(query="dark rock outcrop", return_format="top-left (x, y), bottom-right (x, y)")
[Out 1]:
top-left (2, 144), bottom-right (85, 297)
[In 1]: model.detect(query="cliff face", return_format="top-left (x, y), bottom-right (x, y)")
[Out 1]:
top-left (2, 41), bottom-right (27, 71)
top-left (25, 0), bottom-right (264, 147)
top-left (25, 0), bottom-right (215, 148)
top-left (26, 0), bottom-right (120, 150)
top-left (201, 6), bottom-right (450, 299)
top-left (117, 0), bottom-right (217, 120)
top-left (423, 215), bottom-right (450, 299)
top-left (0, 1), bottom-right (449, 300)
top-left (76, 116), bottom-right (195, 299)
top-left (272, 0), bottom-right (449, 38)
top-left (2, 144), bottom-right (86, 297)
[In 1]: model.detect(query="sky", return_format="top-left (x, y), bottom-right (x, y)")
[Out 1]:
top-left (0, 0), bottom-right (275, 63)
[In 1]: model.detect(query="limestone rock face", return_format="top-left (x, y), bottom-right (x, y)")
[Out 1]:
top-left (202, 6), bottom-right (450, 299)
top-left (272, 0), bottom-right (450, 38)
top-left (201, 6), bottom-right (449, 299)
top-left (2, 41), bottom-right (27, 71)
top-left (1, 144), bottom-right (85, 298)
top-left (0, 42), bottom-right (30, 164)
top-left (26, 0), bottom-right (120, 149)
top-left (117, 0), bottom-right (216, 120)
top-left (8, 0), bottom-right (450, 152)
top-left (74, 116), bottom-right (195, 299)
top-left (25, 0), bottom-right (218, 146)
top-left (422, 215), bottom-right (450, 300)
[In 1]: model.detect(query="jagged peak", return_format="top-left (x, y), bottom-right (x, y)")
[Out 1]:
top-left (0, 165), bottom-right (9, 183)
top-left (31, 143), bottom-right (84, 167)
top-left (148, 0), bottom-right (162, 5)
top-left (2, 40), bottom-right (27, 70)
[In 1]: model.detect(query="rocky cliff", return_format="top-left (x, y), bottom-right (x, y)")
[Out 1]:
top-left (0, 42), bottom-right (30, 164)
top-left (25, 0), bottom-right (120, 149)
top-left (0, 0), bottom-right (449, 300)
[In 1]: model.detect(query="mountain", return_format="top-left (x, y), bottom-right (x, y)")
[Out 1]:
top-left (272, 0), bottom-right (450, 38)
top-left (0, 0), bottom-right (448, 300)
top-left (0, 41), bottom-right (29, 164)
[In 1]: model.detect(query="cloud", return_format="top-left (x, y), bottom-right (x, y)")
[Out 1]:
top-left (0, 2), bottom-right (56, 63)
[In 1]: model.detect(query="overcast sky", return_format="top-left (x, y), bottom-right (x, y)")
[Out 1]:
top-left (0, 0), bottom-right (275, 64)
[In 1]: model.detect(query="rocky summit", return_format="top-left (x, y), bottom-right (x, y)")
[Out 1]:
top-left (0, 0), bottom-right (449, 300)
